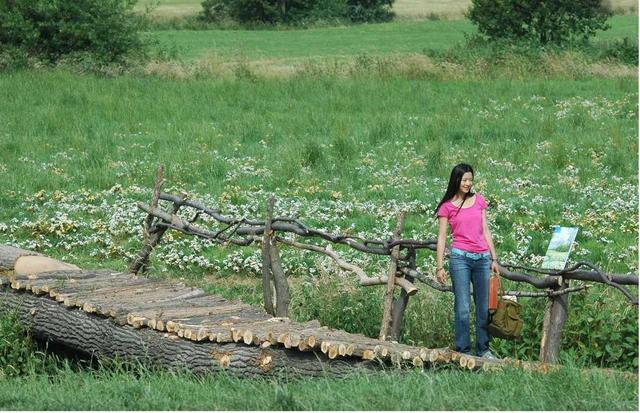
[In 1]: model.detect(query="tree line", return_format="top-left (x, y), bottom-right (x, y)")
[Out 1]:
top-left (0, 0), bottom-right (615, 66)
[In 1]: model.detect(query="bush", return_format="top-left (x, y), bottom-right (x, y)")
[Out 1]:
top-left (467, 0), bottom-right (612, 45)
top-left (600, 37), bottom-right (638, 65)
top-left (0, 0), bottom-right (146, 64)
top-left (201, 0), bottom-right (394, 25)
top-left (346, 0), bottom-right (394, 23)
top-left (490, 287), bottom-right (638, 371)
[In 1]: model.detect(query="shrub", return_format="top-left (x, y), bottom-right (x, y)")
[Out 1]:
top-left (467, 0), bottom-right (612, 45)
top-left (600, 37), bottom-right (638, 65)
top-left (491, 287), bottom-right (638, 371)
top-left (346, 0), bottom-right (394, 23)
top-left (0, 0), bottom-right (146, 64)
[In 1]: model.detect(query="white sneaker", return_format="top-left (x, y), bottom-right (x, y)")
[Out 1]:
top-left (481, 351), bottom-right (497, 360)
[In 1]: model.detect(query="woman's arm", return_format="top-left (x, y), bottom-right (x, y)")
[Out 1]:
top-left (482, 210), bottom-right (500, 273)
top-left (436, 216), bottom-right (448, 283)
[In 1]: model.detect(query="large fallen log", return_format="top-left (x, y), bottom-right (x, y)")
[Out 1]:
top-left (0, 246), bottom-right (378, 377)
top-left (0, 288), bottom-right (373, 377)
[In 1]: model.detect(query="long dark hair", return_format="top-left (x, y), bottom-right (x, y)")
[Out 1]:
top-left (434, 163), bottom-right (475, 217)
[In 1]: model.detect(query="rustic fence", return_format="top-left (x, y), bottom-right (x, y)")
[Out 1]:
top-left (131, 166), bottom-right (639, 364)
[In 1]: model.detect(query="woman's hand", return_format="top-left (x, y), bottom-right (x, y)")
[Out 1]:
top-left (491, 260), bottom-right (500, 275)
top-left (436, 268), bottom-right (447, 284)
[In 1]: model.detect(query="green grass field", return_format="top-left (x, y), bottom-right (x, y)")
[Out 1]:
top-left (148, 15), bottom-right (638, 61)
top-left (0, 5), bottom-right (638, 410)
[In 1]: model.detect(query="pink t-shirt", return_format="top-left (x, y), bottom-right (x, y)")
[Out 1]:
top-left (437, 193), bottom-right (489, 253)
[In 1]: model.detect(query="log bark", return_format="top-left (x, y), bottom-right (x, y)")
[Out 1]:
top-left (379, 212), bottom-right (405, 341)
top-left (539, 281), bottom-right (570, 363)
top-left (0, 287), bottom-right (374, 378)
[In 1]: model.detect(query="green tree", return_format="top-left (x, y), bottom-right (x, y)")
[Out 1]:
top-left (0, 0), bottom-right (144, 63)
top-left (467, 0), bottom-right (611, 45)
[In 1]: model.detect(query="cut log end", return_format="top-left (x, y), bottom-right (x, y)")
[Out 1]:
top-left (232, 329), bottom-right (243, 343)
top-left (338, 343), bottom-right (347, 357)
top-left (166, 321), bottom-right (176, 333)
top-left (345, 343), bottom-right (355, 356)
top-left (466, 357), bottom-right (476, 370)
top-left (261, 341), bottom-right (272, 348)
top-left (306, 336), bottom-right (316, 348)
top-left (328, 345), bottom-right (339, 360)
top-left (243, 330), bottom-right (254, 345)
top-left (298, 340), bottom-right (309, 351)
top-left (197, 328), bottom-right (209, 342)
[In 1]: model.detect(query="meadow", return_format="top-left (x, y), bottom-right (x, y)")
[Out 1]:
top-left (151, 14), bottom-right (637, 58)
top-left (0, 3), bottom-right (638, 410)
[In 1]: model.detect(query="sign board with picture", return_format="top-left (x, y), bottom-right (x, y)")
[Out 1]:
top-left (541, 226), bottom-right (579, 270)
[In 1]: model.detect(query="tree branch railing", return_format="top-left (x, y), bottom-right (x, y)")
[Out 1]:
top-left (131, 181), bottom-right (639, 365)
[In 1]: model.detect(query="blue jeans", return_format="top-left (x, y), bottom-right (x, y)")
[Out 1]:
top-left (449, 248), bottom-right (491, 355)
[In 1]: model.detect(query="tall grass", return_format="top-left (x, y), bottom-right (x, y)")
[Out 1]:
top-left (0, 359), bottom-right (636, 410)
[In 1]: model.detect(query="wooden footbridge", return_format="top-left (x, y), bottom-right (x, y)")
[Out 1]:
top-left (2, 244), bottom-right (637, 380)
top-left (0, 244), bottom-right (519, 377)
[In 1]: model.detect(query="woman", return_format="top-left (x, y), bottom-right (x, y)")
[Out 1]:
top-left (435, 163), bottom-right (499, 359)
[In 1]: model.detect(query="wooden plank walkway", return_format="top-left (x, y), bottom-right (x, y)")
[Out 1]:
top-left (0, 245), bottom-right (441, 367)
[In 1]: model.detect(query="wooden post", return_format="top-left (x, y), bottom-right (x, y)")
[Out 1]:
top-left (379, 212), bottom-right (405, 341)
top-left (261, 198), bottom-right (275, 315)
top-left (265, 198), bottom-right (289, 318)
top-left (269, 239), bottom-right (289, 317)
top-left (129, 165), bottom-right (178, 274)
top-left (539, 279), bottom-right (570, 363)
top-left (390, 247), bottom-right (416, 341)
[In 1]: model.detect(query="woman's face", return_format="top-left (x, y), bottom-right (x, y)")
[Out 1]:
top-left (459, 172), bottom-right (474, 194)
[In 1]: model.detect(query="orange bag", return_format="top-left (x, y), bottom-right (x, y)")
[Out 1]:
top-left (489, 271), bottom-right (500, 312)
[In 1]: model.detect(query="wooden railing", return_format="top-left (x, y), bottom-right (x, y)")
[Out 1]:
top-left (132, 166), bottom-right (638, 364)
